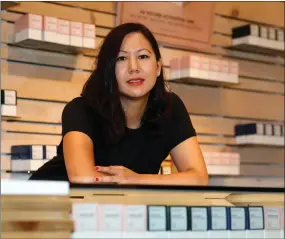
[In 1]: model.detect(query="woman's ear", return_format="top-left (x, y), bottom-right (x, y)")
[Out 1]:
top-left (157, 60), bottom-right (162, 77)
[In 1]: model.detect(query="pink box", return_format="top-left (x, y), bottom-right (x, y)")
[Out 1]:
top-left (199, 56), bottom-right (210, 79)
top-left (209, 58), bottom-right (220, 81)
top-left (15, 13), bottom-right (42, 43)
top-left (220, 60), bottom-right (229, 83)
top-left (70, 21), bottom-right (83, 47)
top-left (57, 19), bottom-right (70, 45)
top-left (43, 16), bottom-right (57, 43)
top-left (83, 24), bottom-right (96, 49)
top-left (170, 57), bottom-right (180, 79)
top-left (228, 61), bottom-right (239, 83)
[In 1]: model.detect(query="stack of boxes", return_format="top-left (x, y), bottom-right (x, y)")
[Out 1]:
top-left (235, 122), bottom-right (284, 146)
top-left (202, 152), bottom-right (240, 176)
top-left (232, 24), bottom-right (284, 53)
top-left (72, 202), bottom-right (284, 239)
top-left (14, 13), bottom-right (96, 51)
top-left (11, 145), bottom-right (57, 172)
top-left (169, 55), bottom-right (239, 84)
top-left (1, 179), bottom-right (73, 239)
top-left (1, 89), bottom-right (17, 117)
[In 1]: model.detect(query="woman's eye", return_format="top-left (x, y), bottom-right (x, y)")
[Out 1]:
top-left (116, 56), bottom-right (127, 61)
top-left (138, 54), bottom-right (149, 59)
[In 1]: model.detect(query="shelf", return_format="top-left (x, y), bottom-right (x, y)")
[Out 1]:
top-left (1, 1), bottom-right (19, 10)
top-left (13, 38), bottom-right (97, 56)
top-left (1, 115), bottom-right (21, 121)
top-left (169, 76), bottom-right (239, 87)
top-left (229, 36), bottom-right (284, 57)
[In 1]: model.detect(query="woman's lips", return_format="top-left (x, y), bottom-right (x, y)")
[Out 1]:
top-left (127, 78), bottom-right (145, 86)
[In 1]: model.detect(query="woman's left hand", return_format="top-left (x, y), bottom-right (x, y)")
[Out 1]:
top-left (94, 166), bottom-right (140, 184)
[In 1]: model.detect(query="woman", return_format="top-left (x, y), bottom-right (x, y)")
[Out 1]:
top-left (30, 23), bottom-right (208, 186)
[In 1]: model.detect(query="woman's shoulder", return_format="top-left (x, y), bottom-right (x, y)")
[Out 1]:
top-left (62, 96), bottom-right (100, 122)
top-left (63, 96), bottom-right (92, 114)
top-left (166, 91), bottom-right (187, 112)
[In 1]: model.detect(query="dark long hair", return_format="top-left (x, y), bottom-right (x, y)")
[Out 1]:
top-left (81, 23), bottom-right (170, 144)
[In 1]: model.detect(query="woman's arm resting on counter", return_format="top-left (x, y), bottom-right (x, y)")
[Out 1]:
top-left (63, 131), bottom-right (107, 183)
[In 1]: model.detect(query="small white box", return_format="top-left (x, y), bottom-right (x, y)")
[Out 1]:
top-left (15, 13), bottom-right (42, 43)
top-left (32, 145), bottom-right (44, 159)
top-left (43, 16), bottom-right (57, 43)
top-left (277, 30), bottom-right (284, 41)
top-left (229, 61), bottom-right (239, 83)
top-left (199, 57), bottom-right (209, 80)
top-left (1, 90), bottom-right (17, 105)
top-left (189, 55), bottom-right (200, 79)
top-left (209, 58), bottom-right (220, 81)
top-left (45, 145), bottom-right (57, 159)
top-left (220, 60), bottom-right (229, 83)
top-left (99, 204), bottom-right (123, 231)
top-left (251, 24), bottom-right (259, 37)
top-left (72, 203), bottom-right (98, 231)
top-left (11, 159), bottom-right (44, 172)
top-left (269, 28), bottom-right (277, 40)
top-left (265, 123), bottom-right (273, 136)
top-left (260, 26), bottom-right (268, 39)
top-left (1, 104), bottom-right (17, 117)
top-left (169, 206), bottom-right (188, 231)
top-left (70, 21), bottom-right (83, 47)
top-left (170, 58), bottom-right (180, 79)
top-left (147, 206), bottom-right (167, 231)
top-left (161, 165), bottom-right (171, 175)
top-left (83, 24), bottom-right (96, 49)
top-left (124, 205), bottom-right (147, 231)
top-left (57, 19), bottom-right (70, 45)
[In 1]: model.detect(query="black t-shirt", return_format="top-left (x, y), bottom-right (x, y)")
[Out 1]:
top-left (30, 92), bottom-right (196, 181)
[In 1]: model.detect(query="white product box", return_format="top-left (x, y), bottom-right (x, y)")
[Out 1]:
top-left (1, 104), bottom-right (17, 117)
top-left (220, 60), bottom-right (229, 83)
top-left (45, 145), bottom-right (57, 159)
top-left (43, 16), bottom-right (57, 43)
top-left (199, 56), bottom-right (209, 80)
top-left (11, 159), bottom-right (44, 172)
top-left (70, 21), bottom-right (83, 47)
top-left (15, 13), bottom-right (42, 43)
top-left (228, 61), bottom-right (239, 83)
top-left (72, 203), bottom-right (98, 231)
top-left (169, 58), bottom-right (180, 79)
top-left (83, 24), bottom-right (96, 49)
top-left (1, 90), bottom-right (17, 105)
top-left (123, 205), bottom-right (147, 232)
top-left (209, 58), bottom-right (220, 81)
top-left (57, 19), bottom-right (70, 45)
top-left (99, 204), bottom-right (123, 231)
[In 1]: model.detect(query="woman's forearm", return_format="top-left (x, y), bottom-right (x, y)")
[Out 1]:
top-left (137, 169), bottom-right (209, 186)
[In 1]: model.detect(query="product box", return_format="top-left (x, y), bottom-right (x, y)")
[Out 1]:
top-left (1, 105), bottom-right (17, 117)
top-left (15, 13), bottom-right (43, 43)
top-left (57, 19), bottom-right (70, 45)
top-left (70, 21), bottom-right (83, 47)
top-left (43, 16), bottom-right (57, 43)
top-left (11, 145), bottom-right (44, 160)
top-left (83, 24), bottom-right (95, 49)
top-left (1, 89), bottom-right (17, 105)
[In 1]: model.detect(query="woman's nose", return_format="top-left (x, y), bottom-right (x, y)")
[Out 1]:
top-left (128, 56), bottom-right (140, 73)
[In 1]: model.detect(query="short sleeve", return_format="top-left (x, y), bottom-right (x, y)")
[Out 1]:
top-left (167, 93), bottom-right (197, 151)
top-left (61, 97), bottom-right (94, 140)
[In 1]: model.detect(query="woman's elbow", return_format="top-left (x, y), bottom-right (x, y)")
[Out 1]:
top-left (197, 170), bottom-right (209, 186)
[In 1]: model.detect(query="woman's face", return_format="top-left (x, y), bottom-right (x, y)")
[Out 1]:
top-left (115, 32), bottom-right (161, 100)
